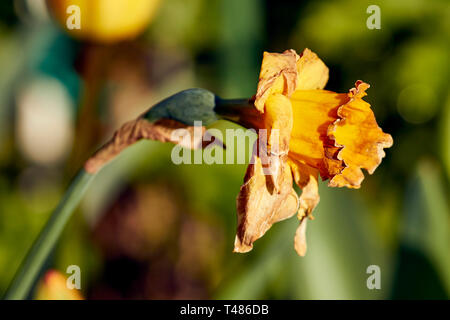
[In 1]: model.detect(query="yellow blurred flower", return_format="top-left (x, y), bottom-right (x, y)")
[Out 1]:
top-left (47, 0), bottom-right (161, 43)
top-left (35, 270), bottom-right (83, 300)
top-left (234, 49), bottom-right (393, 256)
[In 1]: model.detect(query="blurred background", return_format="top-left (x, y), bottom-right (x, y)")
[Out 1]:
top-left (0, 0), bottom-right (449, 299)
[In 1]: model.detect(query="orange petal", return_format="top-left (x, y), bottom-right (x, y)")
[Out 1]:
top-left (296, 48), bottom-right (329, 90)
top-left (234, 149), bottom-right (298, 253)
top-left (255, 50), bottom-right (299, 112)
top-left (264, 94), bottom-right (293, 152)
top-left (263, 93), bottom-right (294, 190)
top-left (327, 81), bottom-right (393, 188)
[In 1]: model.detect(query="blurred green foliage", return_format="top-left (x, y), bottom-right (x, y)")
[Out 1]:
top-left (0, 0), bottom-right (448, 299)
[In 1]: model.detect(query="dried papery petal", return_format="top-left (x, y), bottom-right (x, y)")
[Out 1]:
top-left (288, 158), bottom-right (319, 256)
top-left (263, 93), bottom-right (294, 191)
top-left (288, 159), bottom-right (320, 219)
top-left (234, 151), bottom-right (298, 253)
top-left (84, 118), bottom-right (206, 174)
top-left (294, 217), bottom-right (308, 256)
top-left (254, 48), bottom-right (329, 114)
top-left (296, 48), bottom-right (329, 90)
top-left (327, 81), bottom-right (393, 188)
top-left (255, 50), bottom-right (299, 112)
top-left (234, 51), bottom-right (300, 249)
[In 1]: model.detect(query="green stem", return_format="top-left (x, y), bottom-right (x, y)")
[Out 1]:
top-left (3, 170), bottom-right (95, 300)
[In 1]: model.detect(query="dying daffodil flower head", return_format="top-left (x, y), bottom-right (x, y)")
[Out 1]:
top-left (47, 0), bottom-right (161, 43)
top-left (233, 49), bottom-right (393, 256)
top-left (80, 49), bottom-right (392, 258)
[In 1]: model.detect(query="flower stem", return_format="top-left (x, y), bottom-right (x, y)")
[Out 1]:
top-left (3, 170), bottom-right (95, 300)
top-left (214, 97), bottom-right (262, 129)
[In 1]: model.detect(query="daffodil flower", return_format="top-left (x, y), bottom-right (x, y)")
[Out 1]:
top-left (47, 0), bottom-right (161, 43)
top-left (225, 49), bottom-right (393, 256)
top-left (6, 48), bottom-right (394, 300)
top-left (83, 49), bottom-right (393, 257)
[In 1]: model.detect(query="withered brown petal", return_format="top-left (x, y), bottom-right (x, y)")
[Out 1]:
top-left (84, 118), bottom-right (206, 174)
top-left (288, 158), bottom-right (320, 257)
top-left (234, 150), bottom-right (298, 253)
top-left (254, 50), bottom-right (299, 112)
top-left (288, 158), bottom-right (320, 219)
top-left (263, 93), bottom-right (294, 191)
top-left (294, 217), bottom-right (308, 256)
